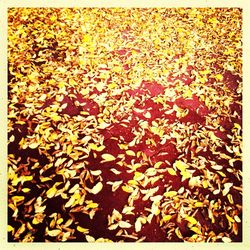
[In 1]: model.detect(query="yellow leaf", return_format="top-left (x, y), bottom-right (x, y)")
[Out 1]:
top-left (122, 185), bottom-right (134, 193)
top-left (226, 214), bottom-right (235, 223)
top-left (81, 88), bottom-right (89, 96)
top-left (112, 66), bottom-right (122, 73)
top-left (194, 202), bottom-right (203, 207)
top-left (9, 135), bottom-right (15, 143)
top-left (215, 74), bottom-right (223, 81)
top-left (51, 113), bottom-right (61, 122)
top-left (7, 225), bottom-right (14, 233)
top-left (110, 168), bottom-right (121, 175)
top-left (135, 218), bottom-right (142, 232)
top-left (86, 235), bottom-right (95, 242)
top-left (22, 188), bottom-right (30, 193)
top-left (174, 160), bottom-right (189, 172)
top-left (40, 177), bottom-right (52, 182)
top-left (128, 179), bottom-right (137, 186)
top-left (190, 226), bottom-right (202, 235)
top-left (145, 168), bottom-right (157, 176)
top-left (175, 227), bottom-right (183, 239)
top-left (47, 229), bottom-right (61, 237)
top-left (144, 111), bottom-right (151, 119)
top-left (118, 221), bottom-right (132, 229)
top-left (46, 186), bottom-right (57, 198)
top-left (32, 217), bottom-right (41, 225)
top-left (89, 143), bottom-right (105, 152)
top-left (222, 236), bottom-right (232, 243)
top-left (83, 34), bottom-right (92, 43)
top-left (122, 206), bottom-right (135, 215)
top-left (154, 162), bottom-right (163, 168)
top-left (96, 82), bottom-right (105, 91)
top-left (28, 72), bottom-right (39, 84)
top-left (69, 184), bottom-right (79, 194)
top-left (167, 168), bottom-right (177, 176)
top-left (69, 78), bottom-right (77, 86)
top-left (164, 191), bottom-right (177, 198)
top-left (12, 196), bottom-right (25, 204)
top-left (86, 202), bottom-right (99, 209)
top-left (185, 216), bottom-right (198, 225)
top-left (126, 150), bottom-right (136, 156)
top-left (77, 226), bottom-right (89, 234)
top-left (90, 170), bottom-right (102, 176)
top-left (50, 15), bottom-right (57, 22)
top-left (57, 218), bottom-right (64, 225)
top-left (101, 153), bottom-right (116, 162)
top-left (108, 82), bottom-right (118, 89)
top-left (89, 182), bottom-right (103, 194)
top-left (58, 81), bottom-right (65, 88)
top-left (28, 142), bottom-right (40, 149)
top-left (65, 196), bottom-right (75, 208)
top-left (202, 180), bottom-right (209, 188)
top-left (183, 89), bottom-right (193, 99)
top-left (162, 215), bottom-right (172, 222)
top-left (180, 170), bottom-right (192, 181)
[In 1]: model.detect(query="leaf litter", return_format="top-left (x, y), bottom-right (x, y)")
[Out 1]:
top-left (8, 8), bottom-right (242, 242)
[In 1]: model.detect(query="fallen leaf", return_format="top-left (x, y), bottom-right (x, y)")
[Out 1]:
top-left (101, 153), bottom-right (116, 162)
top-left (89, 182), bottom-right (103, 194)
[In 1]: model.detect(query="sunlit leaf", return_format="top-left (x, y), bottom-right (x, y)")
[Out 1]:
top-left (47, 229), bottom-right (61, 237)
top-left (89, 182), bottom-right (103, 194)
top-left (101, 153), bottom-right (116, 162)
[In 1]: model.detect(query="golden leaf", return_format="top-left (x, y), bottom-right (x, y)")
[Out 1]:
top-left (22, 188), bottom-right (31, 193)
top-left (215, 74), bottom-right (223, 81)
top-left (65, 196), bottom-right (75, 208)
top-left (126, 150), bottom-right (136, 156)
top-left (107, 180), bottom-right (123, 192)
top-left (167, 168), bottom-right (177, 176)
top-left (110, 168), bottom-right (121, 175)
top-left (28, 142), bottom-right (40, 149)
top-left (122, 185), bottom-right (134, 193)
top-left (145, 167), bottom-right (157, 176)
top-left (89, 143), bottom-right (106, 152)
top-left (164, 191), bottom-right (177, 198)
top-left (89, 182), bottom-right (103, 194)
top-left (122, 206), bottom-right (135, 215)
top-left (90, 170), bottom-right (102, 176)
top-left (174, 160), bottom-right (189, 172)
top-left (194, 202), bottom-right (203, 208)
top-left (118, 221), bottom-right (132, 229)
top-left (135, 219), bottom-right (142, 233)
top-left (108, 82), bottom-right (118, 89)
top-left (226, 214), bottom-right (235, 223)
top-left (77, 226), bottom-right (89, 234)
top-left (185, 216), bottom-right (198, 225)
top-left (190, 226), bottom-right (202, 235)
top-left (46, 186), bottom-right (58, 198)
top-left (222, 236), bottom-right (232, 243)
top-left (57, 218), bottom-right (64, 225)
top-left (9, 135), bottom-right (15, 143)
top-left (85, 235), bottom-right (95, 242)
top-left (162, 215), bottom-right (172, 222)
top-left (108, 224), bottom-right (118, 230)
top-left (7, 225), bottom-right (14, 233)
top-left (47, 229), bottom-right (61, 237)
top-left (12, 196), bottom-right (25, 204)
top-left (69, 184), bottom-right (79, 194)
top-left (101, 153), bottom-right (116, 162)
top-left (154, 162), bottom-right (163, 168)
top-left (86, 202), bottom-right (99, 209)
top-left (144, 111), bottom-right (151, 119)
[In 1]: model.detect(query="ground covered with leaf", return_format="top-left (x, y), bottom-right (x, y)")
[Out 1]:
top-left (8, 8), bottom-right (242, 242)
